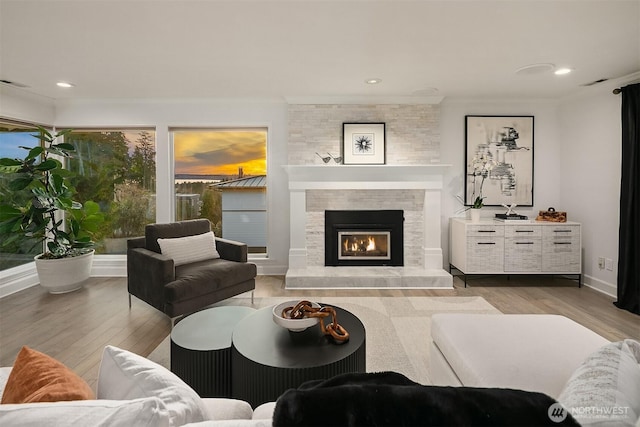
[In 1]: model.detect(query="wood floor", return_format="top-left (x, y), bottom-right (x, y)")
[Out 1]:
top-left (1, 275), bottom-right (638, 390)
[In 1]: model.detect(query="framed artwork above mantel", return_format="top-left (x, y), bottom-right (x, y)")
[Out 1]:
top-left (464, 115), bottom-right (534, 207)
top-left (342, 123), bottom-right (386, 165)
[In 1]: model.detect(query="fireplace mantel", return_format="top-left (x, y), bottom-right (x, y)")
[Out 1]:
top-left (284, 164), bottom-right (453, 289)
top-left (284, 164), bottom-right (451, 190)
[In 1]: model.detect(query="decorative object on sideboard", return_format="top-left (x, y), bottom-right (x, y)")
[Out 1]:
top-left (465, 115), bottom-right (534, 207)
top-left (342, 123), bottom-right (386, 165)
top-left (536, 207), bottom-right (567, 222)
top-left (494, 203), bottom-right (529, 221)
top-left (469, 208), bottom-right (482, 223)
top-left (315, 152), bottom-right (331, 163)
top-left (467, 153), bottom-right (494, 215)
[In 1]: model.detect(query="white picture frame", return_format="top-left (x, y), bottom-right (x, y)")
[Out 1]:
top-left (342, 123), bottom-right (386, 165)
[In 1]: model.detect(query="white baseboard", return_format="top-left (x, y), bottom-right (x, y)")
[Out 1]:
top-left (91, 255), bottom-right (127, 277)
top-left (0, 263), bottom-right (39, 298)
top-left (582, 274), bottom-right (616, 298)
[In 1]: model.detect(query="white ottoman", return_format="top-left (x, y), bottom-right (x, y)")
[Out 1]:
top-left (430, 314), bottom-right (609, 398)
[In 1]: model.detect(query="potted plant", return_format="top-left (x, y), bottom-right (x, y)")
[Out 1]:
top-left (0, 126), bottom-right (104, 293)
top-left (467, 154), bottom-right (494, 222)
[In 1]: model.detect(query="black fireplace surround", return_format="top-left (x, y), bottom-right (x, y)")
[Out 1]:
top-left (325, 210), bottom-right (404, 267)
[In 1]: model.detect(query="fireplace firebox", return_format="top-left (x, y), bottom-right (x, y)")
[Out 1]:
top-left (325, 210), bottom-right (403, 266)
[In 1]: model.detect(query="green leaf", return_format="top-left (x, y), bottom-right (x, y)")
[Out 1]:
top-left (0, 165), bottom-right (22, 174)
top-left (0, 158), bottom-right (22, 166)
top-left (52, 143), bottom-right (75, 152)
top-left (26, 147), bottom-right (43, 160)
top-left (8, 176), bottom-right (34, 191)
top-left (35, 159), bottom-right (59, 171)
top-left (0, 206), bottom-right (22, 221)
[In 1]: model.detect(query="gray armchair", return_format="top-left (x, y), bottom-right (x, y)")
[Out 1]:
top-left (127, 219), bottom-right (256, 318)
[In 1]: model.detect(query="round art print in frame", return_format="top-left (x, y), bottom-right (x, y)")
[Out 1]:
top-left (464, 115), bottom-right (534, 207)
top-left (342, 123), bottom-right (386, 165)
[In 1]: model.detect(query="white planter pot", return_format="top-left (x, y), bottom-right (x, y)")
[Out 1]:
top-left (470, 208), bottom-right (482, 223)
top-left (34, 250), bottom-right (94, 294)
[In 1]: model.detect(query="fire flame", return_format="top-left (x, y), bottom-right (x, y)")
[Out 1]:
top-left (366, 236), bottom-right (376, 251)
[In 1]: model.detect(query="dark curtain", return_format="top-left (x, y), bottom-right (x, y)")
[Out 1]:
top-left (615, 83), bottom-right (640, 315)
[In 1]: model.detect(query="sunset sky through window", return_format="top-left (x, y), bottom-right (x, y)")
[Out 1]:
top-left (173, 130), bottom-right (267, 176)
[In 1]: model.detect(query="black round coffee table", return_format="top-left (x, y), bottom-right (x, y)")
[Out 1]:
top-left (171, 306), bottom-right (256, 398)
top-left (231, 303), bottom-right (366, 407)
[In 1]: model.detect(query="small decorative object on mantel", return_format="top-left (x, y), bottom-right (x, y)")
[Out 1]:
top-left (327, 153), bottom-right (343, 164)
top-left (315, 152), bottom-right (331, 163)
top-left (273, 300), bottom-right (350, 343)
top-left (495, 203), bottom-right (528, 221)
top-left (536, 207), bottom-right (567, 222)
top-left (342, 123), bottom-right (386, 165)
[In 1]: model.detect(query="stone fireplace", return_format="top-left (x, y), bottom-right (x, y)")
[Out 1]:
top-left (283, 165), bottom-right (452, 289)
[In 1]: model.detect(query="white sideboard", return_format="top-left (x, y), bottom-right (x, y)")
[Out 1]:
top-left (449, 218), bottom-right (581, 286)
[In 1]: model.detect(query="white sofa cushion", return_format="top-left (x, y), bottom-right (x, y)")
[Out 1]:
top-left (0, 397), bottom-right (170, 427)
top-left (97, 345), bottom-right (207, 426)
top-left (200, 398), bottom-right (253, 421)
top-left (431, 314), bottom-right (610, 398)
top-left (157, 231), bottom-right (220, 266)
top-left (559, 339), bottom-right (640, 427)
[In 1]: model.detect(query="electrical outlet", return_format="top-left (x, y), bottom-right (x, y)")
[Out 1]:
top-left (598, 257), bottom-right (605, 269)
top-left (605, 258), bottom-right (614, 271)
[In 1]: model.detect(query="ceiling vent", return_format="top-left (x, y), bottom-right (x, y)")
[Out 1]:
top-left (0, 79), bottom-right (29, 88)
top-left (581, 78), bottom-right (609, 87)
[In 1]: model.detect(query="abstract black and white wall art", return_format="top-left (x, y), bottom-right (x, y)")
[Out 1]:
top-left (342, 123), bottom-right (386, 165)
top-left (465, 115), bottom-right (534, 206)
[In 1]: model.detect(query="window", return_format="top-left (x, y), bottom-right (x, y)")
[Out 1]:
top-left (0, 120), bottom-right (43, 269)
top-left (64, 129), bottom-right (156, 254)
top-left (172, 129), bottom-right (267, 254)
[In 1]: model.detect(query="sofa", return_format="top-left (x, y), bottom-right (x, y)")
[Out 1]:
top-left (430, 314), bottom-right (640, 427)
top-left (0, 345), bottom-right (275, 427)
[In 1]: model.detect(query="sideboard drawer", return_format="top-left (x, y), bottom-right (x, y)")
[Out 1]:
top-left (467, 237), bottom-right (504, 272)
top-left (466, 225), bottom-right (504, 237)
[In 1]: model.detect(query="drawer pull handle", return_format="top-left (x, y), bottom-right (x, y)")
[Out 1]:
top-left (516, 242), bottom-right (534, 245)
top-left (554, 242), bottom-right (572, 245)
top-left (478, 230), bottom-right (496, 233)
top-left (477, 242), bottom-right (496, 245)
top-left (515, 230), bottom-right (534, 233)
top-left (554, 230), bottom-right (572, 233)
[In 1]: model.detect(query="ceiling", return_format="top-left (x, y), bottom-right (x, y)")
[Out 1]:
top-left (1, 0), bottom-right (639, 102)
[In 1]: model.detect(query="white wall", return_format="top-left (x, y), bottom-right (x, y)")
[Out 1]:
top-left (53, 98), bottom-right (290, 275)
top-left (0, 85), bottom-right (55, 125)
top-left (557, 80), bottom-right (626, 296)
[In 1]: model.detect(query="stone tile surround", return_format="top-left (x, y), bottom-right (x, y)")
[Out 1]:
top-left (288, 104), bottom-right (440, 165)
top-left (305, 189), bottom-right (424, 268)
top-left (285, 103), bottom-right (452, 289)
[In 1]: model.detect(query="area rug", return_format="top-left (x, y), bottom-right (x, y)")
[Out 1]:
top-left (148, 296), bottom-right (500, 385)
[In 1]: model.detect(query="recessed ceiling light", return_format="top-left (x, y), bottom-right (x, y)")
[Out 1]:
top-left (56, 81), bottom-right (75, 88)
top-left (554, 68), bottom-right (572, 75)
top-left (515, 63), bottom-right (555, 75)
top-left (365, 78), bottom-right (382, 84)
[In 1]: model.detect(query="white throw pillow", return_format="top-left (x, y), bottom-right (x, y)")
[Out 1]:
top-left (558, 339), bottom-right (640, 427)
top-left (157, 231), bottom-right (220, 266)
top-left (97, 345), bottom-right (207, 426)
top-left (0, 397), bottom-right (170, 427)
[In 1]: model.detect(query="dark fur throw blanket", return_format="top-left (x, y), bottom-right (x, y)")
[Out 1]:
top-left (273, 372), bottom-right (580, 427)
